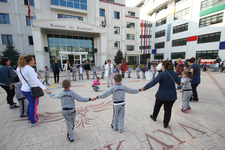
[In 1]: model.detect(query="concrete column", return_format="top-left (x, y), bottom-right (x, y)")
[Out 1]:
top-left (121, 6), bottom-right (126, 57)
top-left (94, 0), bottom-right (100, 26)
top-left (100, 33), bottom-right (107, 66)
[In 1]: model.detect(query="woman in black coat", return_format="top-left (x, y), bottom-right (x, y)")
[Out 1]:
top-left (84, 60), bottom-right (91, 79)
top-left (52, 58), bottom-right (61, 83)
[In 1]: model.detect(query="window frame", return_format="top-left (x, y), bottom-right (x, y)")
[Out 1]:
top-left (171, 52), bottom-right (186, 59)
top-left (114, 11), bottom-right (120, 19)
top-left (126, 34), bottom-right (135, 40)
top-left (99, 8), bottom-right (105, 17)
top-left (201, 0), bottom-right (225, 11)
top-left (156, 17), bottom-right (167, 27)
top-left (199, 12), bottom-right (223, 27)
top-left (126, 22), bottom-right (135, 29)
top-left (0, 0), bottom-right (7, 3)
top-left (172, 38), bottom-right (187, 47)
top-left (154, 53), bottom-right (164, 59)
top-left (128, 11), bottom-right (135, 17)
top-left (196, 50), bottom-right (218, 59)
top-left (155, 30), bottom-right (166, 38)
top-left (0, 13), bottom-right (10, 24)
top-left (26, 16), bottom-right (34, 26)
top-left (126, 45), bottom-right (134, 51)
top-left (114, 41), bottom-right (120, 48)
top-left (155, 42), bottom-right (165, 49)
top-left (173, 23), bottom-right (188, 34)
top-left (1, 34), bottom-right (13, 45)
top-left (197, 32), bottom-right (221, 44)
top-left (58, 14), bottom-right (83, 21)
top-left (24, 0), bottom-right (34, 6)
top-left (174, 7), bottom-right (190, 20)
top-left (114, 26), bottom-right (120, 34)
top-left (28, 36), bottom-right (33, 45)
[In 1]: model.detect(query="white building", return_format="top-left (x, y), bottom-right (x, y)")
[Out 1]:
top-left (136, 0), bottom-right (225, 61)
top-left (0, 0), bottom-right (141, 71)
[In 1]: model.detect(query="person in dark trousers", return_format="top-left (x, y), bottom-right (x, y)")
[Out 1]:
top-left (52, 58), bottom-right (61, 84)
top-left (187, 58), bottom-right (201, 101)
top-left (121, 59), bottom-right (127, 78)
top-left (84, 60), bottom-right (91, 79)
top-left (141, 60), bottom-right (181, 128)
top-left (0, 58), bottom-right (19, 109)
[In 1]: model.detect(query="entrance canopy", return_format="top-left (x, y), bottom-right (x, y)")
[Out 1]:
top-left (59, 51), bottom-right (88, 55)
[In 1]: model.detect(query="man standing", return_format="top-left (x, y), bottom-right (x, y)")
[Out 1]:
top-left (52, 58), bottom-right (61, 83)
top-left (120, 59), bottom-right (127, 78)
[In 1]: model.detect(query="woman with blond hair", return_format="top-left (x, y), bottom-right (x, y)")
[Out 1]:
top-left (175, 58), bottom-right (184, 90)
top-left (17, 55), bottom-right (49, 127)
top-left (146, 58), bottom-right (151, 80)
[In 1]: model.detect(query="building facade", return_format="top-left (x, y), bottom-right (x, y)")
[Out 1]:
top-left (137, 0), bottom-right (225, 61)
top-left (0, 0), bottom-right (140, 71)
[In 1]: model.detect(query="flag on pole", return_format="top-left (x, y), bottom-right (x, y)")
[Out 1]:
top-left (28, 2), bottom-right (31, 19)
top-left (104, 16), bottom-right (107, 27)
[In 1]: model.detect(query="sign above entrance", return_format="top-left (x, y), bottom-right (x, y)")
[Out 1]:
top-left (50, 23), bottom-right (92, 31)
top-left (59, 51), bottom-right (88, 55)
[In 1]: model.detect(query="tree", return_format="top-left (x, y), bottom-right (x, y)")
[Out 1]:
top-left (1, 43), bottom-right (20, 68)
top-left (114, 49), bottom-right (124, 64)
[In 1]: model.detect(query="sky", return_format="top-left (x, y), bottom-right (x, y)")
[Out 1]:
top-left (125, 0), bottom-right (142, 7)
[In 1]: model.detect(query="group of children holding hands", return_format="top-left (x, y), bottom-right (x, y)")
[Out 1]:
top-left (135, 65), bottom-right (157, 79)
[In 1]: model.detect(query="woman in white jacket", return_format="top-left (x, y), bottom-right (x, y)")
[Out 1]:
top-left (105, 59), bottom-right (114, 87)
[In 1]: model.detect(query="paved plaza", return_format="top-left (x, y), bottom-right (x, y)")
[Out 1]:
top-left (0, 71), bottom-right (225, 150)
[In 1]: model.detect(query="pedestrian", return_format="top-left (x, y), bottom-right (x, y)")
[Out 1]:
top-left (121, 59), bottom-right (127, 78)
top-left (128, 65), bottom-right (132, 78)
top-left (175, 58), bottom-right (184, 90)
top-left (220, 61), bottom-right (224, 72)
top-left (180, 71), bottom-right (192, 113)
top-left (141, 60), bottom-right (181, 128)
top-left (115, 64), bottom-right (120, 74)
top-left (96, 74), bottom-right (141, 133)
top-left (0, 57), bottom-right (19, 109)
top-left (101, 65), bottom-right (105, 79)
top-left (187, 58), bottom-right (201, 101)
top-left (203, 62), bottom-right (207, 72)
top-left (92, 77), bottom-right (100, 92)
top-left (78, 65), bottom-right (84, 80)
top-left (84, 60), bottom-right (91, 80)
top-left (135, 65), bottom-right (141, 79)
top-left (42, 66), bottom-right (50, 85)
top-left (63, 60), bottom-right (72, 81)
top-left (48, 79), bottom-right (96, 142)
top-left (33, 66), bottom-right (41, 79)
top-left (216, 55), bottom-right (221, 63)
top-left (151, 65), bottom-right (156, 79)
top-left (52, 58), bottom-right (61, 83)
top-left (156, 59), bottom-right (163, 73)
top-left (105, 59), bottom-right (114, 87)
top-left (184, 64), bottom-right (189, 71)
top-left (146, 58), bottom-right (151, 80)
top-left (72, 63), bottom-right (77, 81)
top-left (13, 75), bottom-right (28, 118)
top-left (141, 64), bottom-right (146, 79)
top-left (17, 55), bottom-right (49, 127)
top-left (92, 64), bottom-right (98, 79)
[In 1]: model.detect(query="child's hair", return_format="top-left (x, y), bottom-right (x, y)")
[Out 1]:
top-left (62, 79), bottom-right (71, 89)
top-left (153, 65), bottom-right (156, 68)
top-left (102, 65), bottom-right (104, 67)
top-left (143, 64), bottom-right (146, 66)
top-left (107, 59), bottom-right (111, 63)
top-left (33, 66), bottom-right (36, 69)
top-left (96, 77), bottom-right (100, 80)
top-left (114, 74), bottom-right (122, 83)
top-left (80, 65), bottom-right (82, 67)
top-left (45, 66), bottom-right (48, 68)
top-left (184, 64), bottom-right (189, 68)
top-left (183, 71), bottom-right (192, 79)
top-left (13, 75), bottom-right (20, 82)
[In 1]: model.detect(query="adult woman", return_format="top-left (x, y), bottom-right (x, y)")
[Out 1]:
top-left (84, 60), bottom-right (91, 80)
top-left (105, 59), bottom-right (114, 87)
top-left (0, 58), bottom-right (19, 109)
top-left (146, 58), bottom-right (151, 80)
top-left (63, 60), bottom-right (71, 81)
top-left (52, 58), bottom-right (61, 83)
top-left (156, 59), bottom-right (163, 73)
top-left (187, 58), bottom-right (201, 101)
top-left (120, 59), bottom-right (127, 78)
top-left (175, 58), bottom-right (184, 90)
top-left (17, 55), bottom-right (49, 127)
top-left (141, 60), bottom-right (180, 128)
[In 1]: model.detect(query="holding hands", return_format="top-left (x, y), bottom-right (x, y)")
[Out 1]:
top-left (91, 97), bottom-right (97, 101)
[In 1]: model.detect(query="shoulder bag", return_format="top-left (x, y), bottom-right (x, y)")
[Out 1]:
top-left (20, 69), bottom-right (44, 98)
top-left (166, 71), bottom-right (178, 89)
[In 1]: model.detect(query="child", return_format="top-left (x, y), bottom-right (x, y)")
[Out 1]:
top-left (105, 59), bottom-right (114, 87)
top-left (101, 65), bottom-right (105, 79)
top-left (78, 65), bottom-right (84, 80)
top-left (33, 66), bottom-right (41, 79)
top-left (92, 77), bottom-right (100, 92)
top-left (184, 64), bottom-right (189, 71)
top-left (203, 62), bottom-right (207, 72)
top-left (128, 65), bottom-right (132, 78)
top-left (115, 64), bottom-right (120, 74)
top-left (13, 75), bottom-right (28, 118)
top-left (96, 74), bottom-right (141, 133)
top-left (209, 62), bottom-right (213, 72)
top-left (141, 65), bottom-right (146, 79)
top-left (48, 79), bottom-right (96, 142)
top-left (72, 63), bottom-right (77, 81)
top-left (151, 65), bottom-right (156, 79)
top-left (181, 71), bottom-right (192, 113)
top-left (135, 65), bottom-right (141, 79)
top-left (113, 65), bottom-right (117, 75)
top-left (92, 65), bottom-right (98, 79)
top-left (42, 66), bottom-right (50, 85)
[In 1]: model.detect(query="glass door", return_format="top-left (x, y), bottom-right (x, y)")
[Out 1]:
top-left (74, 55), bottom-right (80, 66)
top-left (81, 55), bottom-right (87, 65)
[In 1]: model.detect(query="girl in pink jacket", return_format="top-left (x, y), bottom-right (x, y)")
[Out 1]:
top-left (92, 77), bottom-right (100, 92)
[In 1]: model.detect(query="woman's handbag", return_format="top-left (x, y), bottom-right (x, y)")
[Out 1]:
top-left (20, 69), bottom-right (44, 98)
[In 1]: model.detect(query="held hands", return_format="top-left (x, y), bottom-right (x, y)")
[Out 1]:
top-left (91, 97), bottom-right (97, 101)
top-left (44, 88), bottom-right (50, 94)
top-left (140, 87), bottom-right (145, 91)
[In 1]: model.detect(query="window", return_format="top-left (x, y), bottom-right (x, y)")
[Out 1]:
top-left (127, 22), bottom-right (135, 29)
top-left (155, 30), bottom-right (166, 38)
top-left (198, 32), bottom-right (221, 43)
top-left (139, 46), bottom-right (151, 49)
top-left (114, 11), bottom-right (120, 19)
top-left (156, 17), bottom-right (166, 27)
top-left (126, 34), bottom-right (135, 40)
top-left (114, 27), bottom-right (120, 34)
top-left (171, 52), bottom-right (186, 59)
top-left (172, 38), bottom-right (187, 47)
top-left (196, 50), bottom-right (218, 59)
top-left (99, 8), bottom-right (105, 17)
top-left (175, 0), bottom-right (188, 6)
top-left (51, 0), bottom-right (87, 10)
top-left (107, 0), bottom-right (114, 2)
top-left (173, 23), bottom-right (188, 34)
top-left (1, 35), bottom-right (13, 45)
top-left (0, 13), bottom-right (10, 24)
top-left (174, 7), bottom-right (190, 20)
top-left (26, 16), bottom-right (34, 26)
top-left (199, 13), bottom-right (223, 27)
top-left (0, 0), bottom-right (7, 2)
top-left (140, 23), bottom-right (152, 27)
top-left (201, 0), bottom-right (225, 11)
top-left (155, 42), bottom-right (165, 49)
top-left (28, 36), bottom-right (33, 45)
top-left (114, 41), bottom-right (120, 48)
top-left (24, 0), bottom-right (34, 6)
top-left (155, 4), bottom-right (168, 14)
top-left (58, 14), bottom-right (83, 21)
top-left (128, 11), bottom-right (135, 17)
top-left (140, 35), bottom-right (151, 38)
top-left (126, 45), bottom-right (134, 51)
top-left (154, 53), bottom-right (164, 59)
top-left (128, 56), bottom-right (139, 64)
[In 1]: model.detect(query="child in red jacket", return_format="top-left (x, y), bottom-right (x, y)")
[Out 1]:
top-left (92, 77), bottom-right (100, 92)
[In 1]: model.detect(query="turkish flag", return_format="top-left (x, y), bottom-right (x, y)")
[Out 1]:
top-left (28, 2), bottom-right (31, 19)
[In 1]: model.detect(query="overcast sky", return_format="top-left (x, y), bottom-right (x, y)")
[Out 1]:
top-left (125, 0), bottom-right (142, 7)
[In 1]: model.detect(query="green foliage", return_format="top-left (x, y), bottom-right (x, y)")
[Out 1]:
top-left (1, 43), bottom-right (20, 68)
top-left (114, 50), bottom-right (124, 64)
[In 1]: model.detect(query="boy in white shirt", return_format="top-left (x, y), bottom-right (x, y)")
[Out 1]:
top-left (78, 65), bottom-right (84, 80)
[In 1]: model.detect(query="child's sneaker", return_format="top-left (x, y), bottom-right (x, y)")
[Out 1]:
top-left (181, 108), bottom-right (188, 113)
top-left (10, 104), bottom-right (19, 109)
top-left (187, 107), bottom-right (191, 110)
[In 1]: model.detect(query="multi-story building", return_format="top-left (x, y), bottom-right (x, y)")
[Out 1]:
top-left (0, 0), bottom-right (140, 71)
top-left (136, 0), bottom-right (225, 61)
